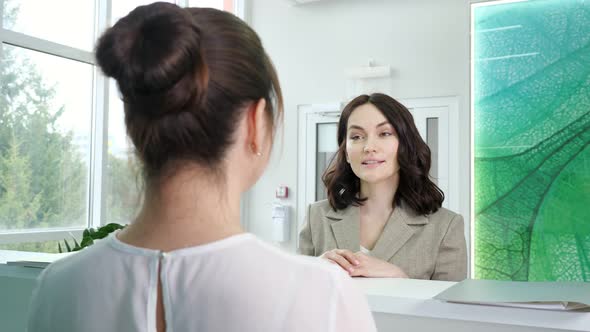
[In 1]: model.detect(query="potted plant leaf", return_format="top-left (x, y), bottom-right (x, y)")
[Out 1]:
top-left (58, 223), bottom-right (126, 253)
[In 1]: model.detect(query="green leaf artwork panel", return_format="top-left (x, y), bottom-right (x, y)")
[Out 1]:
top-left (473, 0), bottom-right (590, 281)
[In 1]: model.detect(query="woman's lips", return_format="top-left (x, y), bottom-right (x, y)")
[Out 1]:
top-left (361, 160), bottom-right (385, 168)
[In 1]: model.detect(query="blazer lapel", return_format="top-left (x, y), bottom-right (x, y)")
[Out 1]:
top-left (371, 204), bottom-right (428, 261)
top-left (326, 206), bottom-right (360, 252)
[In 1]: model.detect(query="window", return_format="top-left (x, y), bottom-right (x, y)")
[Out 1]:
top-left (0, 0), bottom-right (244, 253)
top-left (3, 0), bottom-right (95, 51)
top-left (0, 45), bottom-right (93, 230)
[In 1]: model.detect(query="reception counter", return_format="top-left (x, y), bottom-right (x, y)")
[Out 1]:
top-left (0, 264), bottom-right (38, 332)
top-left (1, 262), bottom-right (589, 332)
top-left (355, 278), bottom-right (589, 332)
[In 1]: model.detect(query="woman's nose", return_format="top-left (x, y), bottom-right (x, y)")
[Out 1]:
top-left (363, 139), bottom-right (377, 153)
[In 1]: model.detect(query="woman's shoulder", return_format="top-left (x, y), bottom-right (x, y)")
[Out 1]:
top-left (242, 239), bottom-right (373, 329)
top-left (237, 236), bottom-right (352, 287)
top-left (309, 199), bottom-right (352, 216)
top-left (429, 206), bottom-right (461, 219)
top-left (307, 199), bottom-right (346, 227)
top-left (40, 234), bottom-right (131, 283)
top-left (309, 199), bottom-right (332, 211)
top-left (425, 206), bottom-right (464, 228)
top-left (307, 199), bottom-right (333, 220)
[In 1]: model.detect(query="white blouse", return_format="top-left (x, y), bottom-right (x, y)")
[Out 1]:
top-left (28, 232), bottom-right (376, 332)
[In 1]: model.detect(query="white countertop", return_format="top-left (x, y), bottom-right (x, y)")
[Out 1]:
top-left (354, 278), bottom-right (590, 332)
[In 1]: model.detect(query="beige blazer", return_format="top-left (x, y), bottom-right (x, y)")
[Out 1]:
top-left (298, 199), bottom-right (467, 281)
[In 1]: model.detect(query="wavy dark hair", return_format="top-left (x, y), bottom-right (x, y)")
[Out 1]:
top-left (322, 93), bottom-right (444, 215)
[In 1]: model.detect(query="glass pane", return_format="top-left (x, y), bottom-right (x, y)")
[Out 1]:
top-left (105, 80), bottom-right (143, 225)
top-left (111, 0), bottom-right (175, 25)
top-left (2, 0), bottom-right (94, 51)
top-left (0, 240), bottom-right (61, 253)
top-left (188, 0), bottom-right (234, 12)
top-left (426, 117), bottom-right (439, 182)
top-left (0, 45), bottom-right (92, 231)
top-left (316, 123), bottom-right (338, 201)
top-left (473, 0), bottom-right (590, 281)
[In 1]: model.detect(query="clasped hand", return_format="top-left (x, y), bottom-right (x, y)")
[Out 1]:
top-left (320, 249), bottom-right (408, 278)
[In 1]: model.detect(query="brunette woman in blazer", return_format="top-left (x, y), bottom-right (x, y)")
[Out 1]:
top-left (298, 93), bottom-right (467, 281)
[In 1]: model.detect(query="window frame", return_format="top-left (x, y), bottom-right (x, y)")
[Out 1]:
top-left (0, 0), bottom-right (246, 248)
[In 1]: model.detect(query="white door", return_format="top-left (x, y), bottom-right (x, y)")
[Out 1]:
top-left (297, 103), bottom-right (342, 235)
top-left (403, 96), bottom-right (459, 214)
top-left (408, 105), bottom-right (451, 210)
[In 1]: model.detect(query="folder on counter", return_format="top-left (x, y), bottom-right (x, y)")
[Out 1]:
top-left (433, 279), bottom-right (590, 311)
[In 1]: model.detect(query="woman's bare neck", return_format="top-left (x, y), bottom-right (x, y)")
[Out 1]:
top-left (360, 175), bottom-right (398, 220)
top-left (117, 168), bottom-right (244, 252)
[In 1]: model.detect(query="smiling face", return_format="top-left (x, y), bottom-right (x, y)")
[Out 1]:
top-left (345, 103), bottom-right (400, 186)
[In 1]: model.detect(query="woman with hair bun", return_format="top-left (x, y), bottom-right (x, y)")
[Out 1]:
top-left (299, 93), bottom-right (467, 281)
top-left (27, 3), bottom-right (376, 332)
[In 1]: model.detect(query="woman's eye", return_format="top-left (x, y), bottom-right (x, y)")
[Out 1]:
top-left (350, 135), bottom-right (362, 140)
top-left (380, 132), bottom-right (392, 137)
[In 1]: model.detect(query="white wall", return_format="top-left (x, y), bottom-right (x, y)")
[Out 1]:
top-left (246, 0), bottom-right (471, 253)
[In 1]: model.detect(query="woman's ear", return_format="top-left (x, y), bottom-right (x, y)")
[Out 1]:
top-left (247, 98), bottom-right (267, 156)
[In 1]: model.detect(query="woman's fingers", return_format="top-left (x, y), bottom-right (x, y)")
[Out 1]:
top-left (321, 250), bottom-right (361, 274)
top-left (334, 249), bottom-right (360, 266)
top-left (325, 252), bottom-right (355, 273)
